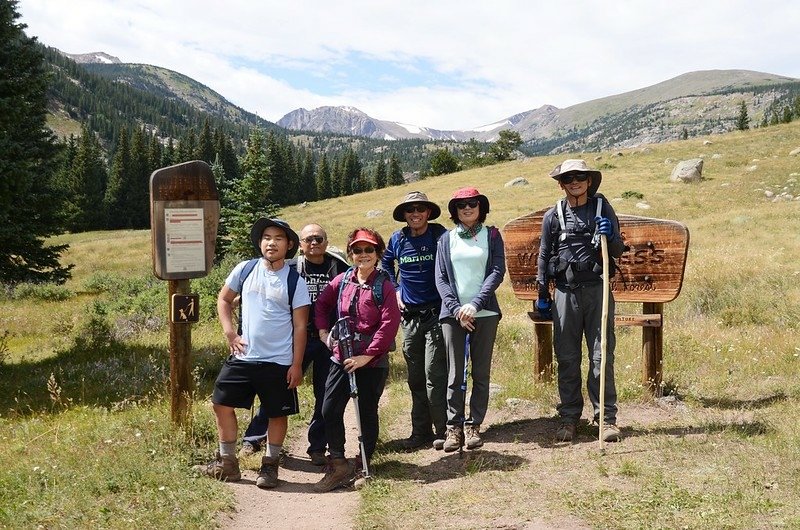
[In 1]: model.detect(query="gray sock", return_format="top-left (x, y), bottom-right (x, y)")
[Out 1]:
top-left (219, 441), bottom-right (236, 458)
top-left (266, 443), bottom-right (282, 458)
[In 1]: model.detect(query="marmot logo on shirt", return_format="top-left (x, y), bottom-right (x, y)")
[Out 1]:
top-left (399, 254), bottom-right (434, 264)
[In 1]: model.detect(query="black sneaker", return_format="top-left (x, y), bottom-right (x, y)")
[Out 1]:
top-left (395, 433), bottom-right (433, 451)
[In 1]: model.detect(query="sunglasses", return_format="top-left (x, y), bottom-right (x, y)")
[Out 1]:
top-left (301, 236), bottom-right (325, 244)
top-left (404, 204), bottom-right (428, 214)
top-left (455, 199), bottom-right (480, 209)
top-left (559, 173), bottom-right (590, 185)
top-left (351, 246), bottom-right (376, 255)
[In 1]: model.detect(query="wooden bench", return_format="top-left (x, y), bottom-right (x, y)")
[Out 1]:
top-left (503, 209), bottom-right (689, 395)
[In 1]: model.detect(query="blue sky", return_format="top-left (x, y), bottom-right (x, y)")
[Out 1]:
top-left (18, 0), bottom-right (800, 130)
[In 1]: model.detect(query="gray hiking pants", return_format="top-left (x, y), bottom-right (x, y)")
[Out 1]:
top-left (553, 282), bottom-right (617, 425)
top-left (442, 315), bottom-right (500, 427)
top-left (401, 305), bottom-right (448, 437)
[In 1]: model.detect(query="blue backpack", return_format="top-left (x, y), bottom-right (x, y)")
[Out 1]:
top-left (236, 258), bottom-right (300, 335)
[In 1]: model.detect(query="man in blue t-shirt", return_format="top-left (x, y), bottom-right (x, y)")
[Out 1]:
top-left (194, 218), bottom-right (311, 489)
top-left (382, 191), bottom-right (448, 450)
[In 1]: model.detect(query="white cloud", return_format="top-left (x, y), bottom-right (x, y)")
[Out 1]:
top-left (18, 0), bottom-right (800, 130)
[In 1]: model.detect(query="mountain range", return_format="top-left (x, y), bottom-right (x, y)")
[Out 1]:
top-left (278, 70), bottom-right (800, 154)
top-left (53, 50), bottom-right (800, 157)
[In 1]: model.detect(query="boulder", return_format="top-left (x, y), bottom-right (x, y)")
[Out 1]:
top-left (636, 202), bottom-right (651, 210)
top-left (790, 147), bottom-right (800, 156)
top-left (504, 177), bottom-right (529, 187)
top-left (703, 140), bottom-right (713, 145)
top-left (366, 209), bottom-right (384, 218)
top-left (670, 159), bottom-right (703, 183)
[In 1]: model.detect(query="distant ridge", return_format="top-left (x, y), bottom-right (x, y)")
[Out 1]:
top-left (279, 70), bottom-right (800, 154)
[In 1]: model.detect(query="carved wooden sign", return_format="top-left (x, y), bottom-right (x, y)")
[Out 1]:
top-left (503, 209), bottom-right (690, 303)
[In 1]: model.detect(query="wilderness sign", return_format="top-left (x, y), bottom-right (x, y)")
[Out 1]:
top-left (503, 209), bottom-right (690, 393)
top-left (503, 209), bottom-right (690, 303)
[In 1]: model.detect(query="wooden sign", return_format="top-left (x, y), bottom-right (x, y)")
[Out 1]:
top-left (150, 161), bottom-right (220, 280)
top-left (503, 209), bottom-right (690, 303)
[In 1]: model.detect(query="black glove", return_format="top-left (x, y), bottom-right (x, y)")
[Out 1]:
top-left (536, 298), bottom-right (552, 320)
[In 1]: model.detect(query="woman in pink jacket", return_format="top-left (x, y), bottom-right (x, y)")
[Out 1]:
top-left (312, 227), bottom-right (401, 492)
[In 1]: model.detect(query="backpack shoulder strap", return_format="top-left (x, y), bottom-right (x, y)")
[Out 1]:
top-left (371, 269), bottom-right (390, 306)
top-left (337, 267), bottom-right (356, 318)
top-left (555, 199), bottom-right (567, 241)
top-left (287, 266), bottom-right (299, 309)
top-left (237, 258), bottom-right (260, 336)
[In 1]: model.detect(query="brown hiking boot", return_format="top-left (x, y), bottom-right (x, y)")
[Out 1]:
top-left (601, 423), bottom-right (622, 442)
top-left (256, 455), bottom-right (280, 489)
top-left (309, 451), bottom-right (328, 466)
top-left (555, 422), bottom-right (577, 442)
top-left (432, 431), bottom-right (446, 451)
top-left (443, 425), bottom-right (463, 453)
top-left (237, 441), bottom-right (259, 458)
top-left (464, 424), bottom-right (483, 449)
top-left (312, 457), bottom-right (354, 493)
top-left (193, 451), bottom-right (241, 482)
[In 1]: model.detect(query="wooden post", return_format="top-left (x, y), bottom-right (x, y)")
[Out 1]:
top-left (169, 279), bottom-right (192, 426)
top-left (534, 321), bottom-right (553, 381)
top-left (642, 302), bottom-right (664, 396)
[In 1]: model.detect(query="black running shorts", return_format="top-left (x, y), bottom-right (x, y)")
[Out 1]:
top-left (211, 356), bottom-right (299, 417)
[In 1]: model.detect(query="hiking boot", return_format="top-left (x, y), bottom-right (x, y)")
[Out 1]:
top-left (309, 451), bottom-right (328, 466)
top-left (601, 423), bottom-right (622, 443)
top-left (442, 426), bottom-right (464, 453)
top-left (396, 433), bottom-right (433, 451)
top-left (237, 441), bottom-right (259, 458)
top-left (256, 456), bottom-right (280, 489)
top-left (193, 451), bottom-right (241, 482)
top-left (432, 432), bottom-right (446, 451)
top-left (555, 422), bottom-right (577, 442)
top-left (464, 424), bottom-right (484, 450)
top-left (312, 457), bottom-right (354, 493)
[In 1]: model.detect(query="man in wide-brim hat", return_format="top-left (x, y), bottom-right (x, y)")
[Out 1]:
top-left (536, 159), bottom-right (626, 444)
top-left (382, 191), bottom-right (449, 451)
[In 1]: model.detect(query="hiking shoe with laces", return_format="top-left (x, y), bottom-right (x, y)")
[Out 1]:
top-left (432, 432), bottom-right (446, 451)
top-left (237, 441), bottom-right (259, 458)
top-left (193, 451), bottom-right (241, 482)
top-left (443, 426), bottom-right (464, 453)
top-left (255, 455), bottom-right (280, 489)
top-left (464, 424), bottom-right (484, 450)
top-left (312, 457), bottom-right (354, 493)
top-left (309, 451), bottom-right (328, 466)
top-left (601, 423), bottom-right (622, 442)
top-left (555, 422), bottom-right (577, 442)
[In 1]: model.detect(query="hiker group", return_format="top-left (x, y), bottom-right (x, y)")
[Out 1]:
top-left (195, 158), bottom-right (625, 491)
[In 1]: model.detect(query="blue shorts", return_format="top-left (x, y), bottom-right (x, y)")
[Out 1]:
top-left (212, 357), bottom-right (299, 417)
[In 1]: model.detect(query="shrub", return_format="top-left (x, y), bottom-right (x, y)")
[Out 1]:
top-left (622, 190), bottom-right (644, 200)
top-left (12, 282), bottom-right (74, 301)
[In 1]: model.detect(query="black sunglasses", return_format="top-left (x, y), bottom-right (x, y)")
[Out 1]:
top-left (301, 235), bottom-right (325, 244)
top-left (559, 173), bottom-right (590, 185)
top-left (351, 246), bottom-right (376, 255)
top-left (403, 204), bottom-right (428, 214)
top-left (455, 199), bottom-right (480, 209)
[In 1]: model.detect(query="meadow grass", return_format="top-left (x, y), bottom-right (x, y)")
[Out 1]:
top-left (1, 122), bottom-right (799, 528)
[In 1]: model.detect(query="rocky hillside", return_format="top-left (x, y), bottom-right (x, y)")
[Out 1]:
top-left (279, 70), bottom-right (800, 154)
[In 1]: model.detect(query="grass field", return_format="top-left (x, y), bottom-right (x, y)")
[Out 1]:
top-left (1, 122), bottom-right (799, 528)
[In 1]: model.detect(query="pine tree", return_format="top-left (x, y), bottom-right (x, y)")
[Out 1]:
top-left (63, 127), bottom-right (107, 231)
top-left (300, 151), bottom-right (316, 203)
top-left (104, 127), bottom-right (132, 228)
top-left (316, 154), bottom-right (332, 200)
top-left (128, 127), bottom-right (150, 228)
top-left (373, 154), bottom-right (387, 189)
top-left (0, 1), bottom-right (73, 283)
top-left (222, 129), bottom-right (278, 258)
top-left (196, 118), bottom-right (215, 163)
top-left (388, 153), bottom-right (404, 186)
top-left (736, 101), bottom-right (750, 131)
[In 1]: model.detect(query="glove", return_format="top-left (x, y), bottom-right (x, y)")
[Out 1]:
top-left (536, 298), bottom-right (552, 320)
top-left (595, 216), bottom-right (613, 237)
top-left (458, 303), bottom-right (477, 320)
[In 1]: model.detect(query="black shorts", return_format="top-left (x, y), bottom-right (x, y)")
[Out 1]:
top-left (211, 357), bottom-right (299, 417)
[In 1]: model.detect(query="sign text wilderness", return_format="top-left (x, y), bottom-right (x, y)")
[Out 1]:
top-left (503, 211), bottom-right (689, 304)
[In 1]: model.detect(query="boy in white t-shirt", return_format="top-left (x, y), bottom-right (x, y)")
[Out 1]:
top-left (194, 218), bottom-right (311, 489)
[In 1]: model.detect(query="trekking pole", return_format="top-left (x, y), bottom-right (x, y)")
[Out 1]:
top-left (599, 234), bottom-right (610, 453)
top-left (460, 333), bottom-right (471, 452)
top-left (334, 317), bottom-right (371, 484)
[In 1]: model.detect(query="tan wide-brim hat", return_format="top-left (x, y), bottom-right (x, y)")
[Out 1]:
top-left (549, 159), bottom-right (603, 196)
top-left (392, 191), bottom-right (441, 222)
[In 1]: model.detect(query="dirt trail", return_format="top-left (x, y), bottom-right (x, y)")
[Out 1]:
top-left (219, 403), bottom-right (362, 530)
